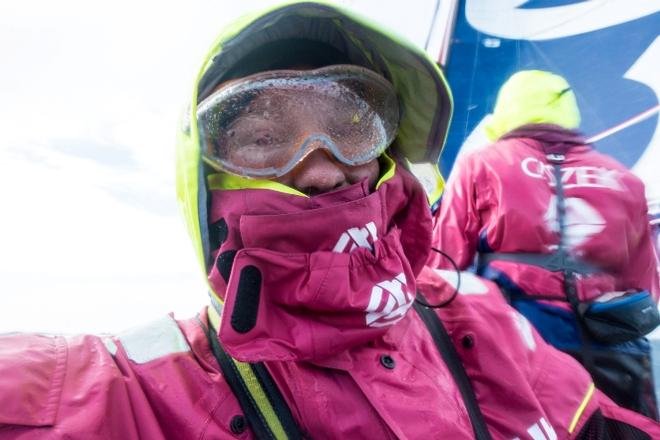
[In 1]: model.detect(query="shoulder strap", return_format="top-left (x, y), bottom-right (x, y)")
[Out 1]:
top-left (551, 158), bottom-right (596, 367)
top-left (204, 318), bottom-right (303, 440)
top-left (478, 252), bottom-right (599, 274)
top-left (551, 159), bottom-right (568, 262)
top-left (550, 157), bottom-right (583, 309)
top-left (477, 154), bottom-right (601, 278)
top-left (413, 301), bottom-right (493, 440)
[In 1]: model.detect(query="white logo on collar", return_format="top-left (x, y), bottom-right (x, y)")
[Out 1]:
top-left (365, 273), bottom-right (413, 328)
top-left (521, 157), bottom-right (623, 191)
top-left (333, 221), bottom-right (378, 253)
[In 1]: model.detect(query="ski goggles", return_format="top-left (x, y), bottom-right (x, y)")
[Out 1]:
top-left (197, 65), bottom-right (400, 178)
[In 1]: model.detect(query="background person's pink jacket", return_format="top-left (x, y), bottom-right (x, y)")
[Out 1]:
top-left (429, 134), bottom-right (660, 303)
top-left (1, 268), bottom-right (658, 439)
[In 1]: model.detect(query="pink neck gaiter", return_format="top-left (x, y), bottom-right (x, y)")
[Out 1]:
top-left (207, 166), bottom-right (431, 362)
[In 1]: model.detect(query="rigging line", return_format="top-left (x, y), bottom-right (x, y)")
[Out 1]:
top-left (424, 0), bottom-right (443, 50)
top-left (586, 104), bottom-right (660, 144)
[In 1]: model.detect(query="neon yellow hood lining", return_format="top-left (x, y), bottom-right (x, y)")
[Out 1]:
top-left (175, 1), bottom-right (453, 288)
top-left (485, 70), bottom-right (581, 141)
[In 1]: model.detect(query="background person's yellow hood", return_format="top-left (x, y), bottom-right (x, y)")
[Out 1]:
top-left (175, 1), bottom-right (453, 289)
top-left (484, 70), bottom-right (581, 142)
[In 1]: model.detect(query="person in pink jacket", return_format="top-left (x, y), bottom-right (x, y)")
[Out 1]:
top-left (2, 4), bottom-right (659, 439)
top-left (430, 70), bottom-right (660, 419)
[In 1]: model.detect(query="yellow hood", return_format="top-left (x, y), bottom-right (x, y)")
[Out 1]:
top-left (175, 1), bottom-right (453, 283)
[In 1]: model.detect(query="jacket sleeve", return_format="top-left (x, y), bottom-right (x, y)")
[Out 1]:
top-left (511, 313), bottom-right (660, 440)
top-left (423, 268), bottom-right (660, 439)
top-left (574, 390), bottom-right (660, 439)
top-left (498, 309), bottom-right (660, 439)
top-left (429, 153), bottom-right (484, 270)
top-left (503, 306), bottom-right (660, 439)
top-left (609, 170), bottom-right (660, 300)
top-left (0, 332), bottom-right (148, 439)
top-left (618, 217), bottom-right (660, 301)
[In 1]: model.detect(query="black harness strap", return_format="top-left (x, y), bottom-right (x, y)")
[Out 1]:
top-left (204, 322), bottom-right (303, 440)
top-left (478, 252), bottom-right (599, 275)
top-left (477, 152), bottom-right (601, 280)
top-left (480, 156), bottom-right (596, 368)
top-left (551, 160), bottom-right (596, 369)
top-left (414, 301), bottom-right (493, 440)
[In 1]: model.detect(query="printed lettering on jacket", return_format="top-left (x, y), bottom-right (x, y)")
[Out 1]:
top-left (521, 157), bottom-right (623, 191)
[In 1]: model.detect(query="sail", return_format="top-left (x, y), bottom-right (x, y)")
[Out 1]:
top-left (439, 0), bottom-right (660, 220)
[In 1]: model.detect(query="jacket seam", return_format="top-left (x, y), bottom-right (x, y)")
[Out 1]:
top-left (198, 392), bottom-right (231, 440)
top-left (44, 336), bottom-right (68, 426)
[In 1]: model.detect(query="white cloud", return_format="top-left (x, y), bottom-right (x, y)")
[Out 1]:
top-left (0, 0), bottom-right (438, 333)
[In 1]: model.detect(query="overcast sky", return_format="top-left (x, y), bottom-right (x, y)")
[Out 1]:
top-left (0, 0), bottom-right (441, 333)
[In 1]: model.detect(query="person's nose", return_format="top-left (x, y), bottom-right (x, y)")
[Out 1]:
top-left (288, 149), bottom-right (348, 195)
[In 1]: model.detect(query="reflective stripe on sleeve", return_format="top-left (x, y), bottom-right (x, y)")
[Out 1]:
top-left (568, 382), bottom-right (595, 433)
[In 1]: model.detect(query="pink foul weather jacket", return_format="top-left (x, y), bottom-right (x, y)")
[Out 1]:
top-left (429, 127), bottom-right (660, 304)
top-left (3, 270), bottom-right (658, 439)
top-left (1, 166), bottom-right (659, 439)
top-left (3, 3), bottom-right (659, 439)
